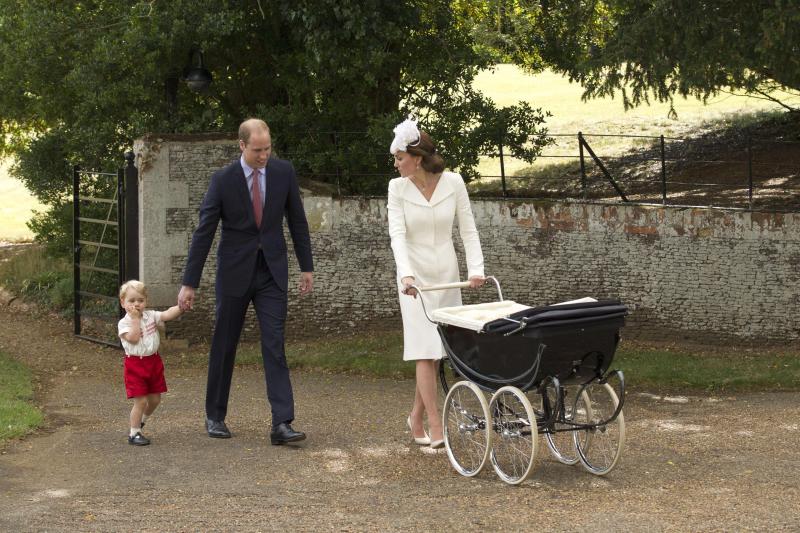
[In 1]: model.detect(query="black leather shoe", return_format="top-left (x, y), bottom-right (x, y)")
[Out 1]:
top-left (270, 422), bottom-right (306, 445)
top-left (206, 418), bottom-right (231, 438)
top-left (128, 432), bottom-right (150, 446)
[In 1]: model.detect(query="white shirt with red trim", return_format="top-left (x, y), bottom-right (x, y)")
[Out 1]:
top-left (118, 310), bottom-right (164, 356)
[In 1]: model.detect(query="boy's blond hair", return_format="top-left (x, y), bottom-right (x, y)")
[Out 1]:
top-left (119, 279), bottom-right (147, 300)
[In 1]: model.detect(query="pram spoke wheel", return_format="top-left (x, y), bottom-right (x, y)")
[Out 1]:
top-left (574, 382), bottom-right (626, 475)
top-left (545, 386), bottom-right (590, 466)
top-left (443, 381), bottom-right (492, 477)
top-left (489, 386), bottom-right (538, 485)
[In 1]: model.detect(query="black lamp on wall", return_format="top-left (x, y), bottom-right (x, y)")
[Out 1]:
top-left (165, 46), bottom-right (213, 130)
top-left (183, 47), bottom-right (213, 93)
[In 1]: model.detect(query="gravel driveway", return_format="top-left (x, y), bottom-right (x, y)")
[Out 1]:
top-left (0, 306), bottom-right (798, 532)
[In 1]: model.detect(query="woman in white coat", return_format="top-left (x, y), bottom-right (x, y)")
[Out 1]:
top-left (387, 117), bottom-right (485, 449)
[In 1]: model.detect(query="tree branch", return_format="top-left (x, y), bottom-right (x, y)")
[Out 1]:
top-left (717, 87), bottom-right (800, 113)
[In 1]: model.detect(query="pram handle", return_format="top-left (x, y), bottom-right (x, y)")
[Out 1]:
top-left (418, 281), bottom-right (471, 291)
top-left (411, 276), bottom-right (504, 324)
top-left (416, 276), bottom-right (503, 301)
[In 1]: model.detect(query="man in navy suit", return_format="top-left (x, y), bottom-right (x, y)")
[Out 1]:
top-left (178, 118), bottom-right (314, 445)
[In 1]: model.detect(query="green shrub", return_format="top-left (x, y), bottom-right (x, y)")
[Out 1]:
top-left (49, 276), bottom-right (74, 310)
top-left (0, 245), bottom-right (72, 309)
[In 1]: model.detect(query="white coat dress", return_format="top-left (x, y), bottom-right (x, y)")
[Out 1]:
top-left (387, 171), bottom-right (485, 360)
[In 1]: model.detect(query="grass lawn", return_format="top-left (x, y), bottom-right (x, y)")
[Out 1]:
top-left (0, 350), bottom-right (44, 443)
top-left (473, 65), bottom-right (787, 132)
top-left (615, 343), bottom-right (800, 393)
top-left (227, 330), bottom-right (800, 394)
top-left (173, 331), bottom-right (410, 377)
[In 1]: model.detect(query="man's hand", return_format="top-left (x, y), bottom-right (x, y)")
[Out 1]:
top-left (299, 272), bottom-right (314, 295)
top-left (178, 285), bottom-right (196, 311)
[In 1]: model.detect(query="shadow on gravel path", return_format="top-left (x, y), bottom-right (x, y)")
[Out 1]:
top-left (0, 306), bottom-right (798, 531)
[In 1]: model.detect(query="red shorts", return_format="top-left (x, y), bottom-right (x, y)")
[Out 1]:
top-left (123, 352), bottom-right (168, 399)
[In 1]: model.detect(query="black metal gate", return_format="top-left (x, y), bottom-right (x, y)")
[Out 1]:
top-left (72, 153), bottom-right (138, 347)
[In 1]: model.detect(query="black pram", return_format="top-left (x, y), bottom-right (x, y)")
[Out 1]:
top-left (415, 277), bottom-right (628, 485)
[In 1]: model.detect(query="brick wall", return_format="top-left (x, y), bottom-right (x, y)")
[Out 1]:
top-left (134, 136), bottom-right (800, 345)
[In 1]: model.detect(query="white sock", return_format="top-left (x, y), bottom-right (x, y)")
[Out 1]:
top-left (130, 427), bottom-right (140, 437)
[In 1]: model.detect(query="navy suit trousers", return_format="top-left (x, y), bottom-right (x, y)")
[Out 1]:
top-left (206, 252), bottom-right (293, 426)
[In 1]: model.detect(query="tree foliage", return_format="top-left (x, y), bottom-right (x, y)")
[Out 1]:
top-left (466, 0), bottom-right (800, 112)
top-left (0, 0), bottom-right (551, 256)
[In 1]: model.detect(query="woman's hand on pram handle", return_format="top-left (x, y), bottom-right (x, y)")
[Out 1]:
top-left (468, 275), bottom-right (486, 289)
top-left (401, 276), bottom-right (418, 298)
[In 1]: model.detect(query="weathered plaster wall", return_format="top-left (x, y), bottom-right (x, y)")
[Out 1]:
top-left (134, 137), bottom-right (800, 344)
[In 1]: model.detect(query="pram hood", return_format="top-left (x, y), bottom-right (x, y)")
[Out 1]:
top-left (483, 298), bottom-right (628, 335)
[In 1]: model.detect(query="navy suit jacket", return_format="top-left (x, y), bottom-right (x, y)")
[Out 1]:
top-left (182, 157), bottom-right (314, 297)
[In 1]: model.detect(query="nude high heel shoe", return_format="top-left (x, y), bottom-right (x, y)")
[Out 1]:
top-left (407, 416), bottom-right (431, 446)
top-left (428, 426), bottom-right (445, 449)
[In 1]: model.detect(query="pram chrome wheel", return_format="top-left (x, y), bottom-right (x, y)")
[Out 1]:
top-left (443, 381), bottom-right (492, 477)
top-left (574, 382), bottom-right (626, 475)
top-left (489, 386), bottom-right (538, 485)
top-left (545, 386), bottom-right (590, 465)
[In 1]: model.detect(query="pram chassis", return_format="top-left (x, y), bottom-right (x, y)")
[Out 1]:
top-left (413, 277), bottom-right (627, 484)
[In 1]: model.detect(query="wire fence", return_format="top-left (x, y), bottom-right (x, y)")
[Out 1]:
top-left (279, 131), bottom-right (800, 211)
top-left (474, 133), bottom-right (800, 211)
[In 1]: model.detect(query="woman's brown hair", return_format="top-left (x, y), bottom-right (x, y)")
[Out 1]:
top-left (405, 131), bottom-right (445, 174)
